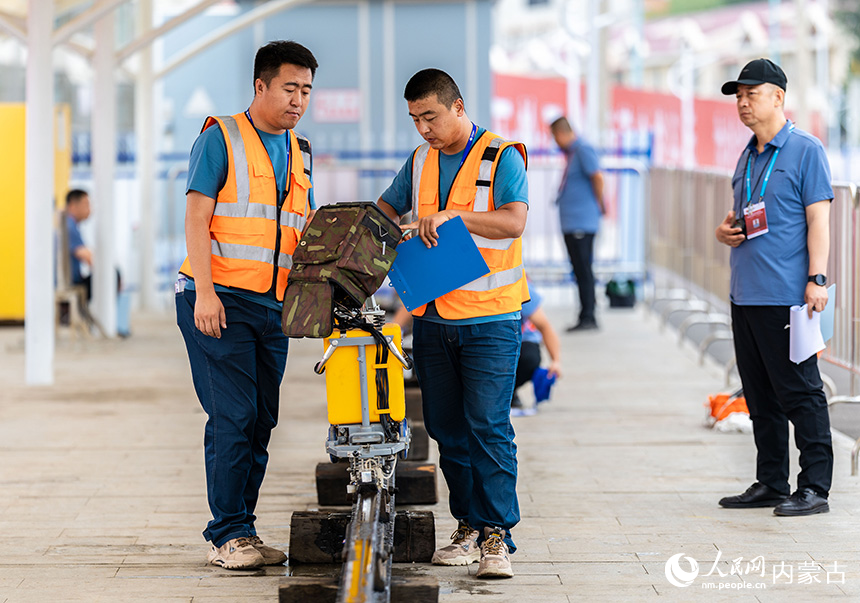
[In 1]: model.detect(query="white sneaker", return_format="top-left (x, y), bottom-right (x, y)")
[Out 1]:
top-left (207, 537), bottom-right (264, 570)
top-left (476, 527), bottom-right (513, 579)
top-left (431, 522), bottom-right (481, 566)
top-left (248, 535), bottom-right (287, 565)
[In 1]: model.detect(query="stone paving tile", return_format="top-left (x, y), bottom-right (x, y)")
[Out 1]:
top-left (0, 574), bottom-right (22, 588)
top-left (3, 308), bottom-right (860, 601)
top-left (437, 581), bottom-right (571, 602)
top-left (565, 586), bottom-right (664, 601)
top-left (186, 598), bottom-right (269, 603)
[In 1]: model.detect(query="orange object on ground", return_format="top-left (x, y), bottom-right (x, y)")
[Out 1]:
top-left (707, 389), bottom-right (749, 422)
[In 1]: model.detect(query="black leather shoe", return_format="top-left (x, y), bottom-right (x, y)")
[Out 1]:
top-left (773, 488), bottom-right (829, 516)
top-left (566, 321), bottom-right (598, 333)
top-left (719, 483), bottom-right (788, 508)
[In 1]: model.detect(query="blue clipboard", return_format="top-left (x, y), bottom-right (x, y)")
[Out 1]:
top-left (388, 216), bottom-right (490, 311)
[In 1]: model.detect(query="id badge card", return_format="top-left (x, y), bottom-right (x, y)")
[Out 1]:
top-left (743, 201), bottom-right (769, 239)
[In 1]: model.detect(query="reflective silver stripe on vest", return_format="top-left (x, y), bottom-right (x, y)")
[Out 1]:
top-left (211, 120), bottom-right (312, 222)
top-left (471, 234), bottom-right (515, 251)
top-left (221, 202), bottom-right (277, 220)
top-left (278, 253), bottom-right (293, 270)
top-left (211, 116), bottom-right (252, 218)
top-left (211, 240), bottom-right (274, 265)
top-left (411, 143), bottom-right (431, 219)
top-left (458, 264), bottom-right (524, 292)
top-left (294, 131), bottom-right (312, 180)
top-left (473, 137), bottom-right (506, 212)
top-left (281, 211), bottom-right (306, 230)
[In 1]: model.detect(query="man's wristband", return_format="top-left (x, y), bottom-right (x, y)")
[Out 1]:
top-left (808, 274), bottom-right (827, 286)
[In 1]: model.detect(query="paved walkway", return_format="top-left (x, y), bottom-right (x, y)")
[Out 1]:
top-left (1, 304), bottom-right (859, 602)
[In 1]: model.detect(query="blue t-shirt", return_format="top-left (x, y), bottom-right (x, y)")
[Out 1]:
top-left (185, 121), bottom-right (315, 311)
top-left (521, 285), bottom-right (543, 344)
top-left (557, 138), bottom-right (601, 234)
top-left (379, 127), bottom-right (528, 326)
top-left (729, 120), bottom-right (833, 306)
top-left (66, 214), bottom-right (86, 283)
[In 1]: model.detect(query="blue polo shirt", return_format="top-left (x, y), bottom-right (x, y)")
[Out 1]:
top-left (379, 127), bottom-right (528, 326)
top-left (557, 138), bottom-right (601, 234)
top-left (729, 120), bottom-right (833, 306)
top-left (521, 285), bottom-right (543, 344)
top-left (184, 123), bottom-right (315, 311)
top-left (66, 214), bottom-right (86, 284)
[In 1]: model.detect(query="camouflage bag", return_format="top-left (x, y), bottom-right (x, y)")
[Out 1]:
top-left (282, 202), bottom-right (401, 338)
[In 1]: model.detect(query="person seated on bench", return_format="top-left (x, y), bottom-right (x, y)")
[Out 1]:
top-left (64, 188), bottom-right (130, 337)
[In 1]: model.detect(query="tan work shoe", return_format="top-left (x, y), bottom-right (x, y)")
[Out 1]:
top-left (248, 535), bottom-right (287, 565)
top-left (207, 537), bottom-right (264, 570)
top-left (431, 522), bottom-right (480, 566)
top-left (476, 527), bottom-right (513, 579)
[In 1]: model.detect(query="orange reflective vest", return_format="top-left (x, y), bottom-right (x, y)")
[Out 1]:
top-left (179, 112), bottom-right (312, 301)
top-left (411, 130), bottom-right (528, 320)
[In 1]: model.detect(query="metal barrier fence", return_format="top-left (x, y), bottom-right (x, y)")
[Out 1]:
top-left (823, 183), bottom-right (860, 393)
top-left (73, 151), bottom-right (648, 312)
top-left (649, 168), bottom-right (860, 470)
top-left (520, 157), bottom-right (649, 291)
top-left (649, 168), bottom-right (733, 308)
top-left (151, 155), bottom-right (650, 304)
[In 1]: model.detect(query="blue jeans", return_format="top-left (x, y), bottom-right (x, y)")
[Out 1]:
top-left (176, 289), bottom-right (289, 547)
top-left (412, 318), bottom-right (521, 552)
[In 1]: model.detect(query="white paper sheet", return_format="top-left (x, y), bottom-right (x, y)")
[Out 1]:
top-left (789, 304), bottom-right (826, 364)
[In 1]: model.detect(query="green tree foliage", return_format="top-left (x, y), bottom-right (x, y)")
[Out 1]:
top-left (834, 0), bottom-right (860, 72)
top-left (657, 0), bottom-right (752, 17)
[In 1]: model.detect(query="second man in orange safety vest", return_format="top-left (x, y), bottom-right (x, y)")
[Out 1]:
top-left (377, 68), bottom-right (529, 580)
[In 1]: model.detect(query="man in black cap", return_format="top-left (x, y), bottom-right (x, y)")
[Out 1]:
top-left (715, 58), bottom-right (834, 516)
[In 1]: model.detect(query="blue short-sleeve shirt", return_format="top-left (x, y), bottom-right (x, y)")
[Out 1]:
top-left (521, 284), bottom-right (544, 344)
top-left (184, 121), bottom-right (315, 311)
top-left (379, 126), bottom-right (529, 325)
top-left (66, 214), bottom-right (86, 284)
top-left (729, 120), bottom-right (833, 306)
top-left (557, 138), bottom-right (601, 234)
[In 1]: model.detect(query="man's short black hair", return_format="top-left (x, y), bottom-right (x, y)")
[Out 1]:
top-left (254, 40), bottom-right (318, 87)
top-left (66, 189), bottom-right (88, 206)
top-left (550, 116), bottom-right (572, 133)
top-left (404, 68), bottom-right (463, 108)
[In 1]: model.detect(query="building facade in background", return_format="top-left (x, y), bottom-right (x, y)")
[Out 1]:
top-left (491, 0), bottom-right (857, 167)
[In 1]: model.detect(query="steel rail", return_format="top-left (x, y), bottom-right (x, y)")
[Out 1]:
top-left (337, 463), bottom-right (396, 603)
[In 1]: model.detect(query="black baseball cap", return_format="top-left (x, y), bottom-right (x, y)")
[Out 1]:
top-left (721, 58), bottom-right (787, 95)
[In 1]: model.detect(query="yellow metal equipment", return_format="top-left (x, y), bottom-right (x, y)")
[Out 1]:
top-left (323, 323), bottom-right (406, 425)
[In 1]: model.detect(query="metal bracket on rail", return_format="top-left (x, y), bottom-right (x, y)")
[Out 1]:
top-left (649, 288), bottom-right (691, 313)
top-left (678, 312), bottom-right (731, 346)
top-left (826, 395), bottom-right (860, 476)
top-left (659, 299), bottom-right (710, 332)
top-left (724, 356), bottom-right (738, 387)
top-left (699, 332), bottom-right (734, 366)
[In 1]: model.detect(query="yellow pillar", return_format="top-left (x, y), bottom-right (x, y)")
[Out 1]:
top-left (0, 103), bottom-right (71, 322)
top-left (55, 104), bottom-right (71, 210)
top-left (0, 104), bottom-right (26, 321)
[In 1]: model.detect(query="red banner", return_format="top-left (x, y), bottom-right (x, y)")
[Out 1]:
top-left (492, 73), bottom-right (790, 171)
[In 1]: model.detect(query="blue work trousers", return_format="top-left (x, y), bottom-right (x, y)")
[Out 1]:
top-left (412, 318), bottom-right (521, 552)
top-left (176, 289), bottom-right (289, 547)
